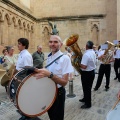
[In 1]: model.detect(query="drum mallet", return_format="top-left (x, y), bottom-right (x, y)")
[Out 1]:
top-left (112, 98), bottom-right (120, 110)
top-left (67, 79), bottom-right (76, 98)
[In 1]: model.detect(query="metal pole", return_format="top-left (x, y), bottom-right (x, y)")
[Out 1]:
top-left (67, 80), bottom-right (76, 98)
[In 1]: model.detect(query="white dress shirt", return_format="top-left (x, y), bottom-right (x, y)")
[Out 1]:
top-left (113, 49), bottom-right (120, 58)
top-left (16, 49), bottom-right (33, 71)
top-left (81, 49), bottom-right (96, 71)
top-left (47, 50), bottom-right (73, 88)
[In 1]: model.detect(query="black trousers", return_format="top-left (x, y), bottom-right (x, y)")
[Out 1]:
top-left (95, 64), bottom-right (111, 89)
top-left (114, 58), bottom-right (120, 78)
top-left (48, 87), bottom-right (66, 120)
top-left (81, 70), bottom-right (95, 106)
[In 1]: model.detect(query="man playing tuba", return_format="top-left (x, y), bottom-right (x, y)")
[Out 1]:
top-left (94, 41), bottom-right (114, 92)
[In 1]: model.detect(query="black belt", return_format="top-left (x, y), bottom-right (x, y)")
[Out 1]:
top-left (58, 86), bottom-right (64, 90)
top-left (101, 64), bottom-right (111, 65)
top-left (81, 70), bottom-right (94, 73)
top-left (58, 87), bottom-right (64, 95)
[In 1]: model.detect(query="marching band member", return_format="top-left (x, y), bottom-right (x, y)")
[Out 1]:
top-left (79, 41), bottom-right (96, 109)
top-left (16, 38), bottom-right (33, 120)
top-left (34, 35), bottom-right (73, 120)
top-left (113, 40), bottom-right (120, 82)
top-left (93, 45), bottom-right (98, 74)
top-left (94, 42), bottom-right (114, 92)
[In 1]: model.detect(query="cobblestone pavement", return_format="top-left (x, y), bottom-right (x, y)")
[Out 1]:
top-left (0, 65), bottom-right (120, 120)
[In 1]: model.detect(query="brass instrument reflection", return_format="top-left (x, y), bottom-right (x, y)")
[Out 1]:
top-left (63, 34), bottom-right (82, 74)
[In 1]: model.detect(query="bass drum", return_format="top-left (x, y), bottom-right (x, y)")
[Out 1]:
top-left (106, 103), bottom-right (120, 120)
top-left (9, 69), bottom-right (57, 117)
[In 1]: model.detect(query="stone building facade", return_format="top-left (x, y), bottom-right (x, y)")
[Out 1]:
top-left (0, 0), bottom-right (119, 54)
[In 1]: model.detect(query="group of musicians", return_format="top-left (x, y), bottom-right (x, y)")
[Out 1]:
top-left (1, 36), bottom-right (120, 120)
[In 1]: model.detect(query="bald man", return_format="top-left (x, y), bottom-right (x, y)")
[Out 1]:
top-left (32, 45), bottom-right (44, 68)
top-left (34, 35), bottom-right (73, 120)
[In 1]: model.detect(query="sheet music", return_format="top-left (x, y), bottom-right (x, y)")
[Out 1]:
top-left (101, 44), bottom-right (108, 50)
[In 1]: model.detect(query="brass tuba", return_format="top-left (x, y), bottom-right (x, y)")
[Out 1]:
top-left (101, 41), bottom-right (114, 64)
top-left (64, 34), bottom-right (82, 74)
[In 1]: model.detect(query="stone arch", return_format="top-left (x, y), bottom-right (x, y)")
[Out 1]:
top-left (27, 23), bottom-right (30, 31)
top-left (18, 19), bottom-right (22, 28)
top-left (23, 21), bottom-right (26, 29)
top-left (29, 24), bottom-right (34, 48)
top-left (18, 19), bottom-right (23, 38)
top-left (91, 24), bottom-right (99, 46)
top-left (0, 10), bottom-right (2, 21)
top-left (12, 17), bottom-right (18, 45)
top-left (12, 16), bottom-right (17, 27)
top-left (26, 23), bottom-right (30, 39)
top-left (4, 13), bottom-right (11, 25)
top-left (23, 21), bottom-right (27, 37)
top-left (3, 14), bottom-right (10, 45)
top-left (0, 10), bottom-right (3, 46)
top-left (0, 9), bottom-right (5, 21)
top-left (31, 25), bottom-right (34, 32)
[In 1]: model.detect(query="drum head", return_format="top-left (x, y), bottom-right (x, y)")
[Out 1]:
top-left (106, 103), bottom-right (120, 120)
top-left (17, 75), bottom-right (57, 117)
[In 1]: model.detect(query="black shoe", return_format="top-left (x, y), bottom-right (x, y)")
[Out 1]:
top-left (79, 98), bottom-right (85, 102)
top-left (114, 77), bottom-right (117, 80)
top-left (16, 110), bottom-right (22, 115)
top-left (94, 88), bottom-right (98, 91)
top-left (81, 104), bottom-right (91, 109)
top-left (19, 116), bottom-right (26, 120)
top-left (95, 72), bottom-right (98, 74)
top-left (19, 116), bottom-right (31, 120)
top-left (105, 88), bottom-right (109, 91)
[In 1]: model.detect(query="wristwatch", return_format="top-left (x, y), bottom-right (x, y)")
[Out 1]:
top-left (48, 72), bottom-right (54, 78)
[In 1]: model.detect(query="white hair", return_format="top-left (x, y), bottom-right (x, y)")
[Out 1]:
top-left (50, 35), bottom-right (62, 43)
top-left (37, 45), bottom-right (42, 49)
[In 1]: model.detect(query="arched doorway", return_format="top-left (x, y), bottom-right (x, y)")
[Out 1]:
top-left (91, 24), bottom-right (99, 46)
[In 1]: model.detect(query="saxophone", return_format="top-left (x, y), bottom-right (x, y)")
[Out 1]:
top-left (101, 41), bottom-right (114, 64)
top-left (64, 34), bottom-right (82, 74)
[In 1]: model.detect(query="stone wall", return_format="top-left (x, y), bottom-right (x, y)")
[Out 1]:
top-left (117, 0), bottom-right (120, 40)
top-left (33, 0), bottom-right (106, 18)
top-left (0, 1), bottom-right (35, 54)
top-left (105, 0), bottom-right (117, 42)
top-left (0, 0), bottom-right (119, 55)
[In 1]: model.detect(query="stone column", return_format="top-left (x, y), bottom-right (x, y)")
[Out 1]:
top-left (8, 24), bottom-right (12, 45)
top-left (0, 21), bottom-right (4, 45)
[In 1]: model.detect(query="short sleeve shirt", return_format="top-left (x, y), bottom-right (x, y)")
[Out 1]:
top-left (81, 49), bottom-right (96, 71)
top-left (47, 50), bottom-right (74, 88)
top-left (113, 49), bottom-right (120, 58)
top-left (16, 49), bottom-right (33, 71)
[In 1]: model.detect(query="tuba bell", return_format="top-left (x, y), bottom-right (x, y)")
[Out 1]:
top-left (64, 34), bottom-right (82, 74)
top-left (101, 41), bottom-right (114, 64)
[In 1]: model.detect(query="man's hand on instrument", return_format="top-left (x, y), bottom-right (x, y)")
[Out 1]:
top-left (101, 55), bottom-right (106, 59)
top-left (117, 90), bottom-right (120, 99)
top-left (98, 55), bottom-right (106, 60)
top-left (34, 68), bottom-right (51, 79)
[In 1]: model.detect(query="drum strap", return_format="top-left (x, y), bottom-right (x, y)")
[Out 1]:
top-left (45, 54), bottom-right (64, 68)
